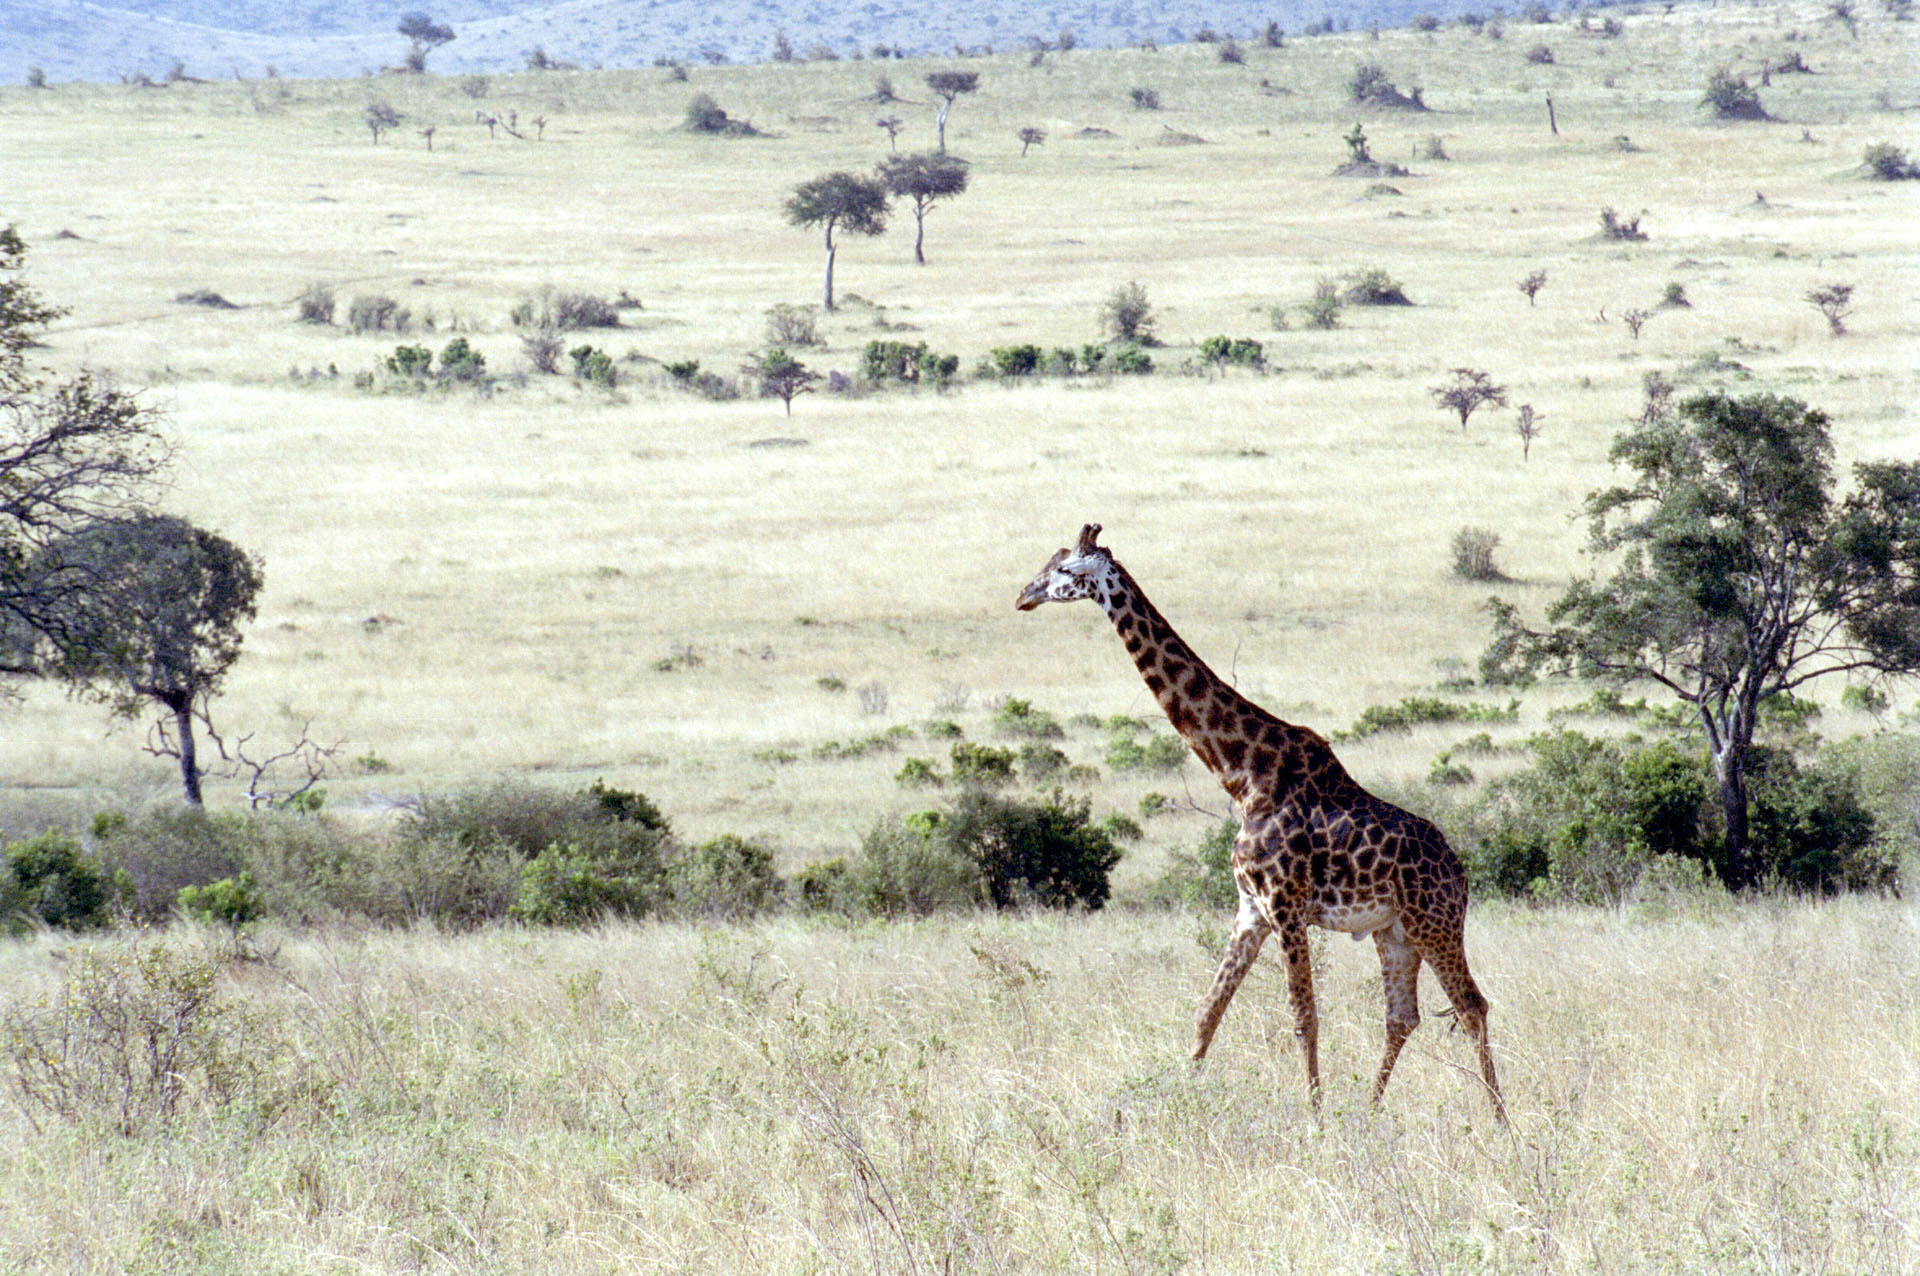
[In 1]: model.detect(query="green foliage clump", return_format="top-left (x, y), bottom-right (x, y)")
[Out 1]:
top-left (1702, 67), bottom-right (1769, 120)
top-left (1863, 143), bottom-right (1919, 180)
top-left (347, 294), bottom-right (409, 333)
top-left (4, 832), bottom-right (119, 931)
top-left (994, 697), bottom-right (1065, 739)
top-left (176, 872), bottom-right (265, 929)
top-left (1198, 335), bottom-right (1265, 369)
top-left (1108, 343), bottom-right (1154, 375)
top-left (951, 741), bottom-right (1017, 785)
top-left (436, 337), bottom-right (486, 382)
top-left (990, 344), bottom-right (1042, 377)
top-left (386, 343), bottom-right (433, 377)
top-left (1099, 281), bottom-right (1156, 343)
top-left (862, 339), bottom-right (959, 387)
top-left (1104, 730), bottom-right (1188, 773)
top-left (1018, 743), bottom-right (1070, 779)
top-left (896, 756), bottom-right (945, 787)
top-left (570, 344), bottom-right (616, 388)
top-left (1341, 696), bottom-right (1517, 739)
top-left (664, 835), bottom-right (783, 919)
top-left (1149, 820), bottom-right (1238, 908)
top-left (1451, 526), bottom-right (1507, 581)
top-left (940, 788), bottom-right (1122, 910)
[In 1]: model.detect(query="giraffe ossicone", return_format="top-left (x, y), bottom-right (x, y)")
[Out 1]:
top-left (1017, 522), bottom-right (1507, 1122)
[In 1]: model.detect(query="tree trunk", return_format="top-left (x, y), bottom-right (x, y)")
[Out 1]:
top-left (936, 99), bottom-right (950, 153)
top-left (1712, 744), bottom-right (1753, 891)
top-left (822, 231), bottom-right (837, 311)
top-left (913, 207), bottom-right (926, 265)
top-left (173, 699), bottom-right (204, 807)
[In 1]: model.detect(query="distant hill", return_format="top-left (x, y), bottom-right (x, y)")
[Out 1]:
top-left (2, 0), bottom-right (1605, 84)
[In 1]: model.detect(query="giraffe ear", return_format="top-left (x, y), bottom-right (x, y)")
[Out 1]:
top-left (1076, 523), bottom-right (1103, 555)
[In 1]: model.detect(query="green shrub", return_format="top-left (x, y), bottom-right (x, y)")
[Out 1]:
top-left (570, 344), bottom-right (616, 388)
top-left (295, 283), bottom-right (335, 325)
top-left (1599, 207), bottom-right (1648, 241)
top-left (841, 819), bottom-right (980, 916)
top-left (4, 832), bottom-right (118, 931)
top-left (1702, 67), bottom-right (1769, 120)
top-left (792, 856), bottom-right (855, 913)
top-left (1863, 142), bottom-right (1919, 180)
top-left (1746, 748), bottom-right (1885, 894)
top-left (1198, 335), bottom-right (1265, 369)
top-left (939, 788), bottom-right (1122, 910)
top-left (1105, 731), bottom-right (1188, 773)
top-left (665, 834), bottom-right (783, 919)
top-left (990, 344), bottom-right (1043, 377)
top-left (896, 756), bottom-right (945, 787)
top-left (93, 809), bottom-right (245, 922)
top-left (176, 872), bottom-right (266, 929)
top-left (1303, 280), bottom-right (1343, 329)
top-left (508, 838), bottom-right (662, 925)
top-left (994, 697), bottom-right (1065, 739)
top-left (1100, 282), bottom-right (1156, 343)
top-left (1109, 343), bottom-right (1154, 374)
top-left (436, 337), bottom-right (486, 381)
top-left (1018, 743), bottom-right (1070, 779)
top-left (386, 343), bottom-right (433, 377)
top-left (1342, 696), bottom-right (1517, 739)
top-left (951, 741), bottom-right (1017, 786)
top-left (1149, 819), bottom-right (1238, 908)
top-left (1451, 526), bottom-right (1507, 581)
top-left (347, 294), bottom-right (409, 333)
top-left (863, 338), bottom-right (929, 382)
top-left (1342, 268), bottom-right (1412, 306)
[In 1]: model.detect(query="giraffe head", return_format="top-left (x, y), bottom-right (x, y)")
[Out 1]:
top-left (1016, 523), bottom-right (1117, 611)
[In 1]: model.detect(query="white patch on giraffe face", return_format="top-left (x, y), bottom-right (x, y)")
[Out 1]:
top-left (1016, 548), bottom-right (1115, 611)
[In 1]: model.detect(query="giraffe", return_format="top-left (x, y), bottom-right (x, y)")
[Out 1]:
top-left (1017, 523), bottom-right (1506, 1122)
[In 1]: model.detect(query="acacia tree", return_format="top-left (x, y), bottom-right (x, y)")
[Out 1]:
top-left (41, 514), bottom-right (262, 806)
top-left (365, 101), bottom-right (401, 143)
top-left (746, 348), bottom-right (820, 415)
top-left (1483, 390), bottom-right (1920, 890)
top-left (1431, 367), bottom-right (1507, 429)
top-left (876, 152), bottom-right (969, 265)
top-left (398, 12), bottom-right (455, 72)
top-left (924, 69), bottom-right (980, 153)
top-left (783, 171), bottom-right (889, 311)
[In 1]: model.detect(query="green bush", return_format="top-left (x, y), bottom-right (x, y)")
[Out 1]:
top-left (839, 819), bottom-right (980, 916)
top-left (1197, 335), bottom-right (1265, 369)
top-left (994, 697), bottom-right (1065, 739)
top-left (1018, 743), bottom-right (1070, 779)
top-left (665, 834), bottom-right (783, 919)
top-left (570, 344), bottom-right (616, 388)
top-left (895, 756), bottom-right (945, 787)
top-left (509, 837), bottom-right (665, 925)
top-left (1149, 820), bottom-right (1239, 908)
top-left (1104, 731), bottom-right (1188, 773)
top-left (990, 344), bottom-right (1042, 377)
top-left (792, 856), bottom-right (855, 913)
top-left (176, 872), bottom-right (266, 929)
top-left (951, 741), bottom-right (1017, 786)
top-left (1342, 695), bottom-right (1517, 739)
top-left (863, 338), bottom-right (929, 382)
top-left (93, 809), bottom-right (245, 922)
top-left (436, 337), bottom-right (487, 382)
top-left (1109, 343), bottom-right (1153, 375)
top-left (1746, 748), bottom-right (1886, 894)
top-left (347, 294), bottom-right (409, 333)
top-left (4, 832), bottom-right (119, 931)
top-left (941, 789), bottom-right (1122, 910)
top-left (386, 343), bottom-right (433, 377)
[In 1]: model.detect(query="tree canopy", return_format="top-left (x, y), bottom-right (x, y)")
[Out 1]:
top-left (783, 172), bottom-right (889, 310)
top-left (1483, 389), bottom-right (1920, 888)
top-left (876, 153), bottom-right (970, 264)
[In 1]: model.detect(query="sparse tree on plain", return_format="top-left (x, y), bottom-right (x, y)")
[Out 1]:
top-left (924, 69), bottom-right (980, 153)
top-left (1621, 307), bottom-right (1652, 339)
top-left (1807, 283), bottom-right (1855, 334)
top-left (1431, 367), bottom-right (1508, 429)
top-left (876, 116), bottom-right (903, 152)
top-left (1017, 126), bottom-right (1045, 156)
top-left (1519, 268), bottom-right (1548, 306)
top-left (1515, 404), bottom-right (1542, 459)
top-left (783, 171), bottom-right (889, 311)
top-left (747, 348), bottom-right (820, 415)
top-left (365, 101), bottom-right (401, 144)
top-left (1099, 281), bottom-right (1156, 344)
top-left (877, 152), bottom-right (970, 265)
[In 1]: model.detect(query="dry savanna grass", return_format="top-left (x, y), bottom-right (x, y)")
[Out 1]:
top-left (0, 899), bottom-right (1914, 1274)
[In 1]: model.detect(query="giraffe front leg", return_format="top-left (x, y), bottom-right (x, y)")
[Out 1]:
top-left (1276, 920), bottom-right (1320, 1109)
top-left (1190, 895), bottom-right (1271, 1060)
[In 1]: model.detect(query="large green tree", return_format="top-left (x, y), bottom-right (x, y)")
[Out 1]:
top-left (1, 226), bottom-right (170, 681)
top-left (41, 514), bottom-right (262, 805)
top-left (1484, 390), bottom-right (1920, 890)
top-left (877, 152), bottom-right (970, 265)
top-left (783, 171), bottom-right (889, 311)
top-left (924, 69), bottom-right (980, 154)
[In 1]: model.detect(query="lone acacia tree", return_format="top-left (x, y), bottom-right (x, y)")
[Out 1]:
top-left (398, 12), bottom-right (455, 71)
top-left (41, 514), bottom-right (262, 806)
top-left (924, 69), bottom-right (979, 153)
top-left (783, 171), bottom-right (889, 311)
top-left (876, 152), bottom-right (969, 265)
top-left (1431, 367), bottom-right (1508, 429)
top-left (1483, 390), bottom-right (1920, 890)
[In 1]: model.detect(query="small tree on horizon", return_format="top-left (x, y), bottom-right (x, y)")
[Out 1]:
top-left (747, 348), bottom-right (820, 415)
top-left (877, 152), bottom-right (969, 265)
top-left (1807, 283), bottom-right (1855, 335)
top-left (1099, 281), bottom-right (1156, 344)
top-left (1017, 126), bottom-right (1045, 156)
top-left (1519, 268), bottom-right (1548, 306)
top-left (365, 101), bottom-right (401, 143)
top-left (397, 12), bottom-right (455, 72)
top-left (783, 171), bottom-right (890, 311)
top-left (925, 69), bottom-right (980, 153)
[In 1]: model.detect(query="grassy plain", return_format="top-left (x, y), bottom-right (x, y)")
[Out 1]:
top-left (0, 8), bottom-right (1918, 1273)
top-left (0, 900), bottom-right (1915, 1274)
top-left (0, 3), bottom-right (1915, 870)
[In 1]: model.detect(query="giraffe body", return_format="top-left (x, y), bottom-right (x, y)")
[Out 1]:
top-left (1018, 524), bottom-right (1506, 1121)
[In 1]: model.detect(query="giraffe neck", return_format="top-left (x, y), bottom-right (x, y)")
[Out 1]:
top-left (1096, 559), bottom-right (1316, 806)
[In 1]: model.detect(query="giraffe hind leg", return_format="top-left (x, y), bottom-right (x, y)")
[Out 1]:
top-left (1275, 921), bottom-right (1321, 1109)
top-left (1371, 930), bottom-right (1422, 1106)
top-left (1427, 946), bottom-right (1507, 1124)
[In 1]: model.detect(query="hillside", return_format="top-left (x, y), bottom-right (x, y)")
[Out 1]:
top-left (8, 0), bottom-right (1620, 83)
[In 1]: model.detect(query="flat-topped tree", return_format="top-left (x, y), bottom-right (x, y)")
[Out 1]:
top-left (877, 153), bottom-right (969, 265)
top-left (397, 12), bottom-right (454, 72)
top-left (783, 171), bottom-right (889, 311)
top-left (924, 69), bottom-right (979, 153)
top-left (1017, 524), bottom-right (1507, 1121)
